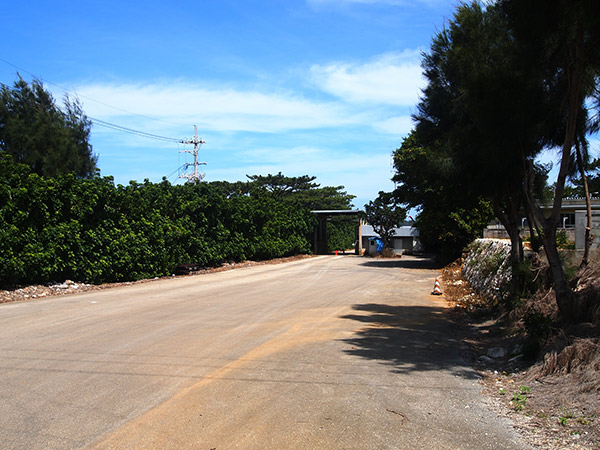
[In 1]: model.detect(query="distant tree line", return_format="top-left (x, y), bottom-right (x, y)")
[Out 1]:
top-left (0, 154), bottom-right (357, 287)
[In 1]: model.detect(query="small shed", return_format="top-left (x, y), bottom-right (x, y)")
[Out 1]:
top-left (359, 223), bottom-right (420, 256)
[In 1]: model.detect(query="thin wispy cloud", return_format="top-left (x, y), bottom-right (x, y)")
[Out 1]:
top-left (2, 0), bottom-right (456, 205)
top-left (76, 82), bottom-right (368, 134)
top-left (307, 0), bottom-right (445, 8)
top-left (208, 144), bottom-right (392, 204)
top-left (310, 51), bottom-right (424, 105)
top-left (373, 115), bottom-right (414, 135)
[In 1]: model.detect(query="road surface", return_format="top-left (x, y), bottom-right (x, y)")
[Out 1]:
top-left (0, 255), bottom-right (530, 449)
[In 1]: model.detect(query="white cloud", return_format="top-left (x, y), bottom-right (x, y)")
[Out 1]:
top-left (307, 0), bottom-right (445, 8)
top-left (240, 145), bottom-right (385, 173)
top-left (74, 82), bottom-right (365, 134)
top-left (69, 68), bottom-right (413, 199)
top-left (310, 51), bottom-right (424, 105)
top-left (206, 144), bottom-right (394, 206)
top-left (373, 115), bottom-right (414, 135)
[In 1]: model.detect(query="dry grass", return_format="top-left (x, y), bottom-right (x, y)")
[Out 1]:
top-left (442, 258), bottom-right (600, 449)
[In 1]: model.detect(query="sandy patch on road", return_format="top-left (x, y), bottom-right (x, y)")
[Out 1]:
top-left (89, 305), bottom-right (351, 449)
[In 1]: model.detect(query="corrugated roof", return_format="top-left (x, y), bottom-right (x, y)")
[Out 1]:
top-left (361, 225), bottom-right (419, 237)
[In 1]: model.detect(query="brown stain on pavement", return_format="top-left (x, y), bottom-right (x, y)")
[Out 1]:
top-left (88, 306), bottom-right (351, 449)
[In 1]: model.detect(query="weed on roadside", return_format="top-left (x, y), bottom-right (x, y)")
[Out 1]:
top-left (511, 386), bottom-right (531, 411)
top-left (558, 409), bottom-right (576, 427)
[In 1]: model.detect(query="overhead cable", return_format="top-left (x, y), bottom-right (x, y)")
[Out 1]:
top-left (0, 57), bottom-right (190, 127)
top-left (90, 117), bottom-right (183, 143)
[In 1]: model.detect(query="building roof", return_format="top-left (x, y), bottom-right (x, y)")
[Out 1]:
top-left (539, 197), bottom-right (600, 212)
top-left (361, 224), bottom-right (419, 238)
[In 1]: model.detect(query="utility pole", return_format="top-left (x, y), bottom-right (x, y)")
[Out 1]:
top-left (179, 125), bottom-right (206, 183)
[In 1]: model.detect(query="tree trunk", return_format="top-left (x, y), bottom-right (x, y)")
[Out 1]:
top-left (541, 22), bottom-right (584, 321)
top-left (492, 201), bottom-right (523, 297)
top-left (575, 141), bottom-right (593, 268)
top-left (523, 155), bottom-right (576, 320)
top-left (541, 224), bottom-right (575, 319)
top-left (521, 158), bottom-right (544, 250)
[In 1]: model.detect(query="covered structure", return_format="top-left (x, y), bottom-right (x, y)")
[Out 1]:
top-left (311, 210), bottom-right (361, 255)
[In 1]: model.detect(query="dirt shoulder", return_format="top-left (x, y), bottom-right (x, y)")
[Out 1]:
top-left (442, 262), bottom-right (600, 450)
top-left (0, 254), bottom-right (315, 305)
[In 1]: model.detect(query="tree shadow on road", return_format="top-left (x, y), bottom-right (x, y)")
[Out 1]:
top-left (359, 256), bottom-right (443, 270)
top-left (340, 303), bottom-right (478, 380)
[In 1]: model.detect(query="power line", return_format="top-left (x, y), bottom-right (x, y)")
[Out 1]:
top-left (90, 117), bottom-right (183, 143)
top-left (92, 119), bottom-right (207, 183)
top-left (0, 58), bottom-right (209, 182)
top-left (0, 57), bottom-right (190, 127)
top-left (164, 164), bottom-right (188, 182)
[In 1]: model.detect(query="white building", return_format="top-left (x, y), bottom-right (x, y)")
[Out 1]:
top-left (484, 197), bottom-right (600, 251)
top-left (358, 223), bottom-right (421, 256)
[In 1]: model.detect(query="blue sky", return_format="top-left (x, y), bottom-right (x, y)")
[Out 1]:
top-left (2, 0), bottom-right (458, 208)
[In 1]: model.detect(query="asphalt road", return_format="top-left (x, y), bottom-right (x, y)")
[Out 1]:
top-left (0, 255), bottom-right (530, 449)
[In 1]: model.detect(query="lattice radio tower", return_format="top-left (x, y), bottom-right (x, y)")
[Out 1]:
top-left (179, 125), bottom-right (206, 183)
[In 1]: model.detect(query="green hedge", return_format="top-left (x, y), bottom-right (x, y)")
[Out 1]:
top-left (0, 154), bottom-right (313, 287)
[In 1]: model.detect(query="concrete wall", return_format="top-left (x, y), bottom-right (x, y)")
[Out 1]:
top-left (575, 210), bottom-right (600, 250)
top-left (483, 225), bottom-right (577, 243)
top-left (361, 236), bottom-right (415, 256)
top-left (392, 237), bottom-right (413, 254)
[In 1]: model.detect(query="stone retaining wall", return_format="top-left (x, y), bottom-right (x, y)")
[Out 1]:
top-left (462, 239), bottom-right (512, 302)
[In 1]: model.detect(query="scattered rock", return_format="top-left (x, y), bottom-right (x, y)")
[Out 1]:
top-left (487, 347), bottom-right (507, 359)
top-left (478, 355), bottom-right (494, 364)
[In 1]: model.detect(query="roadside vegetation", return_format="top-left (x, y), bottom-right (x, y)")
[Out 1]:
top-left (0, 77), bottom-right (355, 288)
top-left (0, 154), bottom-right (357, 287)
top-left (385, 1), bottom-right (600, 448)
top-left (389, 0), bottom-right (600, 352)
top-left (0, 153), bottom-right (312, 286)
top-left (393, 0), bottom-right (600, 320)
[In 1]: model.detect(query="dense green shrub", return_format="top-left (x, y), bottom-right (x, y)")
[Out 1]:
top-left (326, 218), bottom-right (356, 252)
top-left (0, 154), bottom-right (313, 287)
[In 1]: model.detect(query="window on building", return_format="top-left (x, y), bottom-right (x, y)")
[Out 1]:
top-left (560, 213), bottom-right (575, 228)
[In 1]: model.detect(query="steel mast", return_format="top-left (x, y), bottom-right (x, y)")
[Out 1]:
top-left (179, 125), bottom-right (206, 183)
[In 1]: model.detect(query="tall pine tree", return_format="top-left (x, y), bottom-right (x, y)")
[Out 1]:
top-left (0, 75), bottom-right (97, 178)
